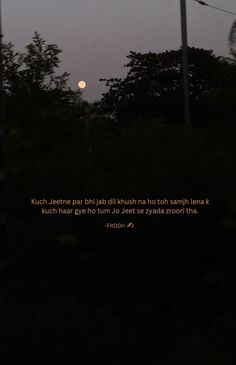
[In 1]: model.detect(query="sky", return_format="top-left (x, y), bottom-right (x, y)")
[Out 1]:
top-left (2, 0), bottom-right (236, 101)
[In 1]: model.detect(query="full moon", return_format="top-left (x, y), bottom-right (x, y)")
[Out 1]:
top-left (78, 80), bottom-right (87, 89)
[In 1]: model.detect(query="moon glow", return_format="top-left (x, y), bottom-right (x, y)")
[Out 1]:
top-left (78, 80), bottom-right (87, 89)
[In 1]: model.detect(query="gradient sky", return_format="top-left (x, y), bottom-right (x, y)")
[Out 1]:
top-left (2, 0), bottom-right (236, 101)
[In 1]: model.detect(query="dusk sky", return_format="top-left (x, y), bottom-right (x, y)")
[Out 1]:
top-left (2, 0), bottom-right (236, 101)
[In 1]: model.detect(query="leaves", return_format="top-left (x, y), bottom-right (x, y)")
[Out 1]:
top-left (229, 19), bottom-right (236, 58)
top-left (99, 47), bottom-right (233, 124)
top-left (3, 33), bottom-right (86, 185)
top-left (2, 32), bottom-right (71, 94)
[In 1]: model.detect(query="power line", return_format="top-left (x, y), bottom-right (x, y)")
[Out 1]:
top-left (193, 0), bottom-right (236, 16)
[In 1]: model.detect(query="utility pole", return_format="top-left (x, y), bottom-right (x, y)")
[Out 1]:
top-left (0, 0), bottom-right (6, 259)
top-left (180, 0), bottom-right (191, 126)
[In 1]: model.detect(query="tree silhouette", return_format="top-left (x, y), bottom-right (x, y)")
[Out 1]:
top-left (229, 19), bottom-right (236, 59)
top-left (2, 32), bottom-right (71, 95)
top-left (100, 47), bottom-right (235, 124)
top-left (2, 33), bottom-right (86, 185)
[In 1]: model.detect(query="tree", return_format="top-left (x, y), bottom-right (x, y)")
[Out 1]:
top-left (229, 19), bottom-right (236, 60)
top-left (2, 32), bottom-right (71, 94)
top-left (2, 32), bottom-right (84, 122)
top-left (2, 33), bottom-right (86, 185)
top-left (99, 47), bottom-right (236, 124)
top-left (2, 32), bottom-right (86, 131)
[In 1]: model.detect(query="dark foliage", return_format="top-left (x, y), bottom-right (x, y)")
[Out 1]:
top-left (1, 35), bottom-right (236, 364)
top-left (100, 47), bottom-right (236, 125)
top-left (229, 19), bottom-right (236, 59)
top-left (2, 33), bottom-right (89, 184)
